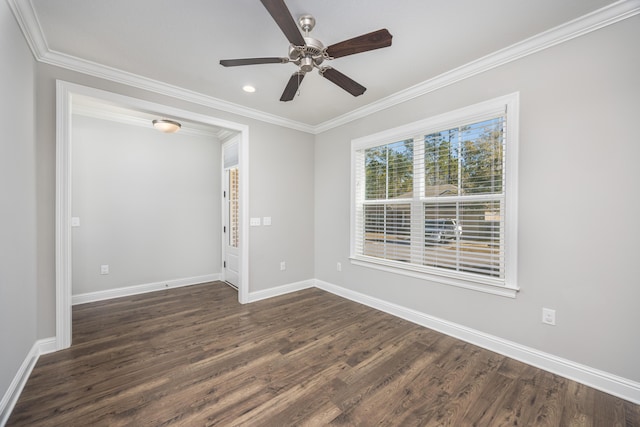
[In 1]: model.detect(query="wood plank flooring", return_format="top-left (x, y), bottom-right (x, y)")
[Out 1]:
top-left (8, 282), bottom-right (640, 426)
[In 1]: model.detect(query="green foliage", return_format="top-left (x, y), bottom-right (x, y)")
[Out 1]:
top-left (425, 118), bottom-right (504, 196)
top-left (365, 139), bottom-right (413, 199)
top-left (364, 117), bottom-right (503, 200)
top-left (460, 121), bottom-right (503, 194)
top-left (425, 128), bottom-right (459, 191)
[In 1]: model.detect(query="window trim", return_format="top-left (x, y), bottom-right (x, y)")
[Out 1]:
top-left (350, 93), bottom-right (519, 298)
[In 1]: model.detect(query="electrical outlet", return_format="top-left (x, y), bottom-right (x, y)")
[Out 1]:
top-left (280, 261), bottom-right (286, 271)
top-left (542, 308), bottom-right (556, 325)
top-left (337, 262), bottom-right (342, 272)
top-left (100, 265), bottom-right (109, 275)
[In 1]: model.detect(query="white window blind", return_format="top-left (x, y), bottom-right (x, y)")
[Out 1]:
top-left (351, 94), bottom-right (518, 295)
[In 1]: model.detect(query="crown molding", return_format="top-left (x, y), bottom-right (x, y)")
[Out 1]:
top-left (8, 0), bottom-right (640, 135)
top-left (6, 0), bottom-right (314, 133)
top-left (5, 0), bottom-right (48, 59)
top-left (38, 49), bottom-right (316, 134)
top-left (73, 103), bottom-right (226, 139)
top-left (314, 0), bottom-right (640, 133)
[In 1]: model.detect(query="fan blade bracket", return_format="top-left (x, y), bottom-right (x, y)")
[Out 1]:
top-left (322, 51), bottom-right (335, 61)
top-left (288, 44), bottom-right (303, 61)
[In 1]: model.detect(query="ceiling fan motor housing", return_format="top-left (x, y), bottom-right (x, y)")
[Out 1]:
top-left (288, 36), bottom-right (325, 72)
top-left (299, 56), bottom-right (313, 72)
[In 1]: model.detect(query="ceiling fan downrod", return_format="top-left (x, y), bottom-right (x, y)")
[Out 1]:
top-left (287, 14), bottom-right (326, 73)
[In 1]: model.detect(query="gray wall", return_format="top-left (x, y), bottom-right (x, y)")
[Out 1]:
top-left (34, 65), bottom-right (315, 338)
top-left (314, 15), bottom-right (640, 382)
top-left (72, 115), bottom-right (221, 295)
top-left (3, 0), bottom-right (638, 408)
top-left (248, 122), bottom-right (315, 289)
top-left (0, 0), bottom-right (38, 406)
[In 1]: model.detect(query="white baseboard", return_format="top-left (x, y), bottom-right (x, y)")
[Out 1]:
top-left (0, 337), bottom-right (56, 426)
top-left (72, 274), bottom-right (221, 305)
top-left (6, 278), bottom-right (637, 427)
top-left (247, 279), bottom-right (315, 303)
top-left (38, 337), bottom-right (58, 356)
top-left (314, 279), bottom-right (640, 405)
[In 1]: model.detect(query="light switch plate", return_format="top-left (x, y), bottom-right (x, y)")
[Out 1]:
top-left (263, 217), bottom-right (272, 226)
top-left (250, 217), bottom-right (261, 226)
top-left (71, 217), bottom-right (80, 227)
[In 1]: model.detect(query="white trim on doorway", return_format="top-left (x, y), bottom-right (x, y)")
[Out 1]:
top-left (55, 80), bottom-right (250, 351)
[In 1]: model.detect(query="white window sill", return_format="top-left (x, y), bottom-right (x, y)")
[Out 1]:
top-left (350, 256), bottom-right (519, 298)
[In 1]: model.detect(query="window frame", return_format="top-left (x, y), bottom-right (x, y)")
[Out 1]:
top-left (350, 93), bottom-right (519, 298)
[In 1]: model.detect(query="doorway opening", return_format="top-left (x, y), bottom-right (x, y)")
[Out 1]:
top-left (55, 81), bottom-right (249, 350)
top-left (222, 137), bottom-right (240, 289)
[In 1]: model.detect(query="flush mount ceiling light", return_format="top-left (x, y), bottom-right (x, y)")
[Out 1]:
top-left (242, 85), bottom-right (256, 93)
top-left (152, 119), bottom-right (182, 133)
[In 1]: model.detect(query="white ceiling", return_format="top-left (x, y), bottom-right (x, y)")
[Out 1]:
top-left (20, 0), bottom-right (621, 128)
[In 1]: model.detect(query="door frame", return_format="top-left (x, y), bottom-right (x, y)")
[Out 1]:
top-left (221, 137), bottom-right (240, 288)
top-left (55, 80), bottom-right (250, 350)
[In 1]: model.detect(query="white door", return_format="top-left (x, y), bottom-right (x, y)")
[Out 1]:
top-left (223, 165), bottom-right (240, 288)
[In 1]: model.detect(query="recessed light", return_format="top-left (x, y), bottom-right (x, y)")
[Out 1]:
top-left (243, 85), bottom-right (256, 93)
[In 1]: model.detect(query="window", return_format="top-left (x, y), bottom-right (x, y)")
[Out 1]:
top-left (351, 94), bottom-right (519, 297)
top-left (228, 167), bottom-right (239, 248)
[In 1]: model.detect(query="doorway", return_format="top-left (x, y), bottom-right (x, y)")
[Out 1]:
top-left (56, 81), bottom-right (250, 350)
top-left (223, 138), bottom-right (240, 288)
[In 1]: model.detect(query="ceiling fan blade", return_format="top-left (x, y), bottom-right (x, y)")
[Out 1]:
top-left (326, 29), bottom-right (393, 59)
top-left (220, 57), bottom-right (288, 67)
top-left (320, 67), bottom-right (366, 97)
top-left (280, 72), bottom-right (305, 102)
top-left (260, 0), bottom-right (305, 47)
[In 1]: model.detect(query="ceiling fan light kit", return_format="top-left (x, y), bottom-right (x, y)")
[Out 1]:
top-left (220, 0), bottom-right (392, 102)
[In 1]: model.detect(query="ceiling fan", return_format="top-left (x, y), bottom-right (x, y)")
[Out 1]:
top-left (220, 0), bottom-right (393, 102)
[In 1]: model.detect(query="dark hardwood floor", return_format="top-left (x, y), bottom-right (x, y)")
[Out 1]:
top-left (8, 282), bottom-right (640, 426)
